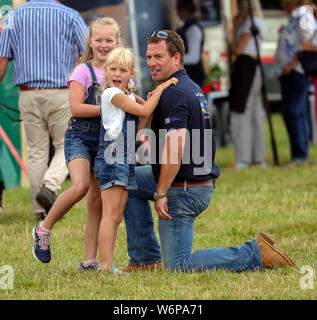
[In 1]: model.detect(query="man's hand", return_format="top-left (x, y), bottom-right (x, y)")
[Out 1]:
top-left (154, 198), bottom-right (172, 220)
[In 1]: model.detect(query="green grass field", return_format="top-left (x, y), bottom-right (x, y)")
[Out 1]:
top-left (0, 114), bottom-right (316, 300)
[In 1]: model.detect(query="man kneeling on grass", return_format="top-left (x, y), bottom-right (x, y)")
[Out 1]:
top-left (120, 30), bottom-right (296, 273)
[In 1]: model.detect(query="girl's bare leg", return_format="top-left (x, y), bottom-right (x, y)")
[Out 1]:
top-left (41, 159), bottom-right (91, 230)
top-left (98, 186), bottom-right (128, 271)
top-left (84, 173), bottom-right (102, 261)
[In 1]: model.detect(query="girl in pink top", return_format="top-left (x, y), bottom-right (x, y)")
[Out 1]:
top-left (32, 17), bottom-right (121, 270)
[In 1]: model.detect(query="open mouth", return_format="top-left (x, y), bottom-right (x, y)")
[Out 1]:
top-left (151, 69), bottom-right (160, 76)
top-left (113, 80), bottom-right (122, 87)
top-left (99, 50), bottom-right (109, 56)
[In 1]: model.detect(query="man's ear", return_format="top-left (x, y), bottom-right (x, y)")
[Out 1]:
top-left (173, 52), bottom-right (182, 67)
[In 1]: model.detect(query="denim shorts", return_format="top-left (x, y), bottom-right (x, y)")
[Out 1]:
top-left (64, 116), bottom-right (100, 170)
top-left (94, 142), bottom-right (137, 191)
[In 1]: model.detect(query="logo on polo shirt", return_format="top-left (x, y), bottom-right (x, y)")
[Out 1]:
top-left (164, 117), bottom-right (180, 125)
top-left (199, 98), bottom-right (210, 119)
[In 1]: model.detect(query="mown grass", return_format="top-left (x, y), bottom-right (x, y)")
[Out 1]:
top-left (0, 114), bottom-right (316, 300)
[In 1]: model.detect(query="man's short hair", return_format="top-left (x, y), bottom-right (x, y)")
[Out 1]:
top-left (148, 30), bottom-right (185, 65)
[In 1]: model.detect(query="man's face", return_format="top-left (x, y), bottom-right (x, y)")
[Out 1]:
top-left (146, 40), bottom-right (180, 83)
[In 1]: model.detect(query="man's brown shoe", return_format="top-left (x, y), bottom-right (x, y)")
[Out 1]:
top-left (256, 231), bottom-right (296, 269)
top-left (119, 262), bottom-right (163, 273)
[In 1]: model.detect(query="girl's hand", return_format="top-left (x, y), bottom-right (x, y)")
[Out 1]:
top-left (157, 77), bottom-right (178, 91)
top-left (147, 91), bottom-right (154, 100)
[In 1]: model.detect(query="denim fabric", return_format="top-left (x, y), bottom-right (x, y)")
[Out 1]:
top-left (94, 112), bottom-right (138, 191)
top-left (280, 71), bottom-right (311, 160)
top-left (124, 165), bottom-right (263, 272)
top-left (64, 117), bottom-right (101, 170)
top-left (64, 62), bottom-right (101, 170)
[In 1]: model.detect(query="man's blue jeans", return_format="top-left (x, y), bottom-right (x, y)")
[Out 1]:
top-left (123, 165), bottom-right (263, 272)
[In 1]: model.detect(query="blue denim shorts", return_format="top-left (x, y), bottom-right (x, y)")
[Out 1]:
top-left (64, 117), bottom-right (100, 170)
top-left (94, 142), bottom-right (137, 191)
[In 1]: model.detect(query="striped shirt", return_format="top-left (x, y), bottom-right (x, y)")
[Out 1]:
top-left (0, 0), bottom-right (88, 88)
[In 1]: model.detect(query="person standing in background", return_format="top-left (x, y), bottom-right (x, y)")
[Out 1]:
top-left (176, 0), bottom-right (206, 88)
top-left (275, 0), bottom-right (317, 165)
top-left (301, 1), bottom-right (317, 139)
top-left (227, 0), bottom-right (267, 170)
top-left (0, 0), bottom-right (88, 221)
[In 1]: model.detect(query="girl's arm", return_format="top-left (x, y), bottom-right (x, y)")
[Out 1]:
top-left (137, 89), bottom-right (155, 133)
top-left (69, 81), bottom-right (100, 118)
top-left (111, 77), bottom-right (178, 118)
top-left (134, 93), bottom-right (151, 132)
top-left (137, 115), bottom-right (152, 135)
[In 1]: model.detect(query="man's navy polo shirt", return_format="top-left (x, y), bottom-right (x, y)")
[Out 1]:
top-left (150, 69), bottom-right (220, 182)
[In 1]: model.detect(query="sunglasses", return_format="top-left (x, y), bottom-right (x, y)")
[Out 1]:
top-left (149, 30), bottom-right (182, 54)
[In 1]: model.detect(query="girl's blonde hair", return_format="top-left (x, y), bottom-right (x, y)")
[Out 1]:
top-left (80, 17), bottom-right (121, 64)
top-left (100, 47), bottom-right (136, 95)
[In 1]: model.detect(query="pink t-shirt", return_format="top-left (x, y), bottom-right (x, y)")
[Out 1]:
top-left (67, 63), bottom-right (105, 100)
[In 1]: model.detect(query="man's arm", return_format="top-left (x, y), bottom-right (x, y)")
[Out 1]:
top-left (154, 128), bottom-right (187, 220)
top-left (0, 57), bottom-right (9, 83)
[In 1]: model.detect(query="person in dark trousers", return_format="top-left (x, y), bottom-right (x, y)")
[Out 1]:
top-left (120, 30), bottom-right (295, 273)
top-left (275, 0), bottom-right (317, 165)
top-left (176, 0), bottom-right (206, 88)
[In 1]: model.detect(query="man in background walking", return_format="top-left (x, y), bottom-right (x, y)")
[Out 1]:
top-left (0, 0), bottom-right (87, 220)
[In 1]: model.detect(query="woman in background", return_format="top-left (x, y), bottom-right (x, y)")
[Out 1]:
top-left (227, 0), bottom-right (266, 169)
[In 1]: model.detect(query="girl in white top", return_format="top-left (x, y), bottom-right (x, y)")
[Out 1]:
top-left (95, 47), bottom-right (178, 273)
